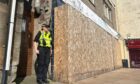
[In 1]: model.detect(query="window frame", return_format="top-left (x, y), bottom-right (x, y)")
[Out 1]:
top-left (104, 2), bottom-right (112, 21)
top-left (89, 0), bottom-right (95, 6)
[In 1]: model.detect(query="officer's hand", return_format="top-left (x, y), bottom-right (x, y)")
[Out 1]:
top-left (36, 49), bottom-right (39, 54)
top-left (50, 49), bottom-right (52, 55)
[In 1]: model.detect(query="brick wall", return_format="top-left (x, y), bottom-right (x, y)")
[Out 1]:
top-left (54, 5), bottom-right (122, 83)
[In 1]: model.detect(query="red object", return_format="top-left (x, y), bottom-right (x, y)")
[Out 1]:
top-left (126, 39), bottom-right (140, 68)
top-left (126, 39), bottom-right (140, 49)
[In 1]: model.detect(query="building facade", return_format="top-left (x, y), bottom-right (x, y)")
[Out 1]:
top-left (117, 0), bottom-right (140, 68)
top-left (0, 0), bottom-right (123, 84)
top-left (0, 0), bottom-right (35, 83)
top-left (54, 0), bottom-right (122, 83)
top-left (0, 1), bottom-right (8, 70)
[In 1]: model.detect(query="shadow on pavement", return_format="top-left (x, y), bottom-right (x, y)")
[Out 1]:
top-left (12, 76), bottom-right (26, 84)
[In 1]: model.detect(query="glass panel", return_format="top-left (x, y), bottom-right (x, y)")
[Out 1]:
top-left (109, 9), bottom-right (112, 20)
top-left (104, 3), bottom-right (112, 20)
top-left (92, 0), bottom-right (94, 4)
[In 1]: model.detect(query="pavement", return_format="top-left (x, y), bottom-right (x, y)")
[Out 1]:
top-left (0, 72), bottom-right (62, 84)
top-left (13, 75), bottom-right (62, 84)
top-left (75, 68), bottom-right (140, 84)
top-left (0, 68), bottom-right (140, 84)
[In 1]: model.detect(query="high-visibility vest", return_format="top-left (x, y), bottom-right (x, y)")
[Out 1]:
top-left (39, 31), bottom-right (52, 47)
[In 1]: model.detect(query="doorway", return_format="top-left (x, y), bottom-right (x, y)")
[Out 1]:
top-left (129, 49), bottom-right (140, 68)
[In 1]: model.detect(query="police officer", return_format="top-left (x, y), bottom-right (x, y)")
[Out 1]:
top-left (34, 24), bottom-right (52, 84)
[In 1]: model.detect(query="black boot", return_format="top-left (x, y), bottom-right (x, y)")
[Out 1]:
top-left (42, 79), bottom-right (50, 83)
top-left (37, 80), bottom-right (44, 84)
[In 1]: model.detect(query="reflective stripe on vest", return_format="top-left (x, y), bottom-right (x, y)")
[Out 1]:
top-left (39, 31), bottom-right (52, 47)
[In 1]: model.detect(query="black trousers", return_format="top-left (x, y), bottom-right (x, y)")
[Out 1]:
top-left (35, 47), bottom-right (50, 80)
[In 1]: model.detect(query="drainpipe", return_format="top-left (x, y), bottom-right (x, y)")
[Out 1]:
top-left (1, 0), bottom-right (17, 84)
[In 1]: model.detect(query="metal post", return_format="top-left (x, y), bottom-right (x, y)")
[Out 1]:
top-left (50, 0), bottom-right (55, 80)
top-left (1, 0), bottom-right (17, 84)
